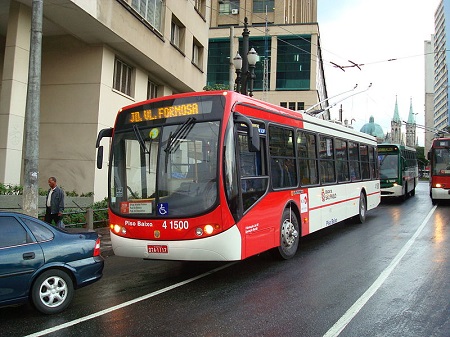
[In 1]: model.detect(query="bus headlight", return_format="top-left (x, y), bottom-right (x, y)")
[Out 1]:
top-left (195, 224), bottom-right (220, 237)
top-left (204, 224), bottom-right (214, 235)
top-left (111, 224), bottom-right (127, 235)
top-left (435, 183), bottom-right (442, 188)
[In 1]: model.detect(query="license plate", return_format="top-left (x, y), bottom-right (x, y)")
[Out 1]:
top-left (147, 245), bottom-right (168, 254)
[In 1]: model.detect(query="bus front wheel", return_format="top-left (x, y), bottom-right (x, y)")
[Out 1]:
top-left (273, 208), bottom-right (299, 260)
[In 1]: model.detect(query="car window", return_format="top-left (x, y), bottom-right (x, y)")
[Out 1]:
top-left (20, 217), bottom-right (54, 242)
top-left (0, 216), bottom-right (29, 248)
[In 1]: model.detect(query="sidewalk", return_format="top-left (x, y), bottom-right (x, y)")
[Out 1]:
top-left (95, 227), bottom-right (114, 257)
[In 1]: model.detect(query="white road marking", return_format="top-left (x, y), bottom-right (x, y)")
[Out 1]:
top-left (25, 262), bottom-right (236, 337)
top-left (323, 205), bottom-right (437, 337)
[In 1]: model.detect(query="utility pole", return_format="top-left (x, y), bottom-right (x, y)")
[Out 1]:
top-left (23, 0), bottom-right (43, 217)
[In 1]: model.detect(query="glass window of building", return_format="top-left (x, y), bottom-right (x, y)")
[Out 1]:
top-left (129, 0), bottom-right (163, 32)
top-left (207, 39), bottom-right (231, 88)
top-left (276, 36), bottom-right (311, 90)
top-left (113, 58), bottom-right (133, 97)
top-left (253, 0), bottom-right (274, 13)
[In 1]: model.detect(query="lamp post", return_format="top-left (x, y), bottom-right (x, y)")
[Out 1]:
top-left (233, 17), bottom-right (258, 96)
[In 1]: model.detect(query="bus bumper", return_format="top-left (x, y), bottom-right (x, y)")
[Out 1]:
top-left (110, 225), bottom-right (242, 261)
top-left (431, 187), bottom-right (450, 200)
top-left (381, 184), bottom-right (403, 197)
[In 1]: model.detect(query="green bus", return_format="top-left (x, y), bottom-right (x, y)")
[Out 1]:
top-left (378, 144), bottom-right (418, 199)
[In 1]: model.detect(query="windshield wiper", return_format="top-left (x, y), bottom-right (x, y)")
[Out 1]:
top-left (164, 117), bottom-right (196, 154)
top-left (133, 124), bottom-right (149, 154)
top-left (133, 124), bottom-right (153, 174)
top-left (164, 117), bottom-right (196, 171)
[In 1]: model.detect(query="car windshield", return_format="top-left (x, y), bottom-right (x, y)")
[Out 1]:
top-left (109, 120), bottom-right (220, 217)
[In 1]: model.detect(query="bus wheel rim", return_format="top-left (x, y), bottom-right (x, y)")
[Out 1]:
top-left (281, 219), bottom-right (298, 248)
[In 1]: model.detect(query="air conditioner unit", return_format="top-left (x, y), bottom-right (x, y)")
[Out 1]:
top-left (231, 8), bottom-right (239, 15)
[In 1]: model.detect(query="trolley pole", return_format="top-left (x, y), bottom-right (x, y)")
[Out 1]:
top-left (23, 0), bottom-right (43, 217)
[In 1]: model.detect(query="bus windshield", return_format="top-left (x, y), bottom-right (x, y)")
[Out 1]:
top-left (379, 154), bottom-right (398, 179)
top-left (109, 120), bottom-right (220, 217)
top-left (431, 148), bottom-right (450, 175)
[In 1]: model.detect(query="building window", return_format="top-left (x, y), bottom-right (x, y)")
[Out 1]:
top-left (276, 36), bottom-right (311, 90)
top-left (207, 39), bottom-right (231, 88)
top-left (171, 16), bottom-right (185, 51)
top-left (192, 38), bottom-right (204, 69)
top-left (147, 80), bottom-right (158, 99)
top-left (237, 37), bottom-right (271, 91)
top-left (194, 0), bottom-right (206, 17)
top-left (253, 0), bottom-right (274, 13)
top-left (113, 58), bottom-right (133, 96)
top-left (219, 0), bottom-right (240, 15)
top-left (129, 0), bottom-right (163, 32)
top-left (280, 102), bottom-right (304, 110)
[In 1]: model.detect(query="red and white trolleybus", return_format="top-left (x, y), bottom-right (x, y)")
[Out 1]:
top-left (428, 137), bottom-right (450, 204)
top-left (96, 91), bottom-right (380, 261)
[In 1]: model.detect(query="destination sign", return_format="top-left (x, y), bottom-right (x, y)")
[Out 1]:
top-left (128, 103), bottom-right (201, 123)
top-left (378, 146), bottom-right (398, 153)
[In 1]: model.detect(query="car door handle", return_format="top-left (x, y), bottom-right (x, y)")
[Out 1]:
top-left (23, 252), bottom-right (35, 260)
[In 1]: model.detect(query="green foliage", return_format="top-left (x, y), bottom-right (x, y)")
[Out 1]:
top-left (0, 183), bottom-right (22, 195)
top-left (203, 83), bottom-right (229, 91)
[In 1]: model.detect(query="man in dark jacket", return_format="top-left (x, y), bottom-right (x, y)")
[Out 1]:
top-left (44, 176), bottom-right (65, 227)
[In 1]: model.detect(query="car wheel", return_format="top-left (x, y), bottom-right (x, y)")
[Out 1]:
top-left (31, 269), bottom-right (74, 315)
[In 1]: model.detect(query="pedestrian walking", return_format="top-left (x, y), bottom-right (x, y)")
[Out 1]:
top-left (44, 176), bottom-right (65, 228)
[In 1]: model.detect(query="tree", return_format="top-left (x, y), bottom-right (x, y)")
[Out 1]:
top-left (203, 84), bottom-right (229, 91)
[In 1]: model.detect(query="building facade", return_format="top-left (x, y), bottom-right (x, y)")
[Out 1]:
top-left (433, 0), bottom-right (450, 133)
top-left (424, 37), bottom-right (435, 151)
top-left (207, 0), bottom-right (329, 118)
top-left (0, 0), bottom-right (210, 200)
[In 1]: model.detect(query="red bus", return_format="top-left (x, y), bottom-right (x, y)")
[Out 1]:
top-left (96, 91), bottom-right (380, 261)
top-left (427, 137), bottom-right (450, 204)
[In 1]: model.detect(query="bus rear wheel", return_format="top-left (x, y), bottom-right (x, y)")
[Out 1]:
top-left (355, 192), bottom-right (367, 224)
top-left (273, 208), bottom-right (299, 260)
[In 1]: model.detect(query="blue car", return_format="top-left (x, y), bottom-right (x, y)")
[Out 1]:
top-left (0, 212), bottom-right (104, 314)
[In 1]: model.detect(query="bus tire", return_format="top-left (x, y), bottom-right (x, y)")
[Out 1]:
top-left (355, 192), bottom-right (367, 224)
top-left (273, 208), bottom-right (299, 260)
top-left (402, 183), bottom-right (408, 201)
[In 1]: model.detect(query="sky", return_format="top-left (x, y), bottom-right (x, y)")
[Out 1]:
top-left (318, 0), bottom-right (440, 146)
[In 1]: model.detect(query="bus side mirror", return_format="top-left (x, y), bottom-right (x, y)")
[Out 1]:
top-left (97, 146), bottom-right (104, 169)
top-left (427, 151), bottom-right (431, 160)
top-left (249, 125), bottom-right (260, 152)
top-left (233, 113), bottom-right (260, 152)
top-left (96, 128), bottom-right (113, 170)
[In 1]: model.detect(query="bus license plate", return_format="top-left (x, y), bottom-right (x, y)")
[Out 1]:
top-left (147, 245), bottom-right (168, 254)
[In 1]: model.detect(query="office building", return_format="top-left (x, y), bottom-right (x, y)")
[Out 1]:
top-left (0, 0), bottom-right (210, 200)
top-left (207, 0), bottom-right (329, 118)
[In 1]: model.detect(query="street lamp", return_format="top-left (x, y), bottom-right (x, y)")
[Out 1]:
top-left (233, 17), bottom-right (258, 97)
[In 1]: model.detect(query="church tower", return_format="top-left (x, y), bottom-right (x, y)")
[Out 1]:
top-left (406, 98), bottom-right (417, 147)
top-left (391, 96), bottom-right (402, 144)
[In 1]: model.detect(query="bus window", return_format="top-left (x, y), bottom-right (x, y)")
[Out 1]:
top-left (335, 138), bottom-right (349, 182)
top-left (360, 144), bottom-right (370, 180)
top-left (269, 126), bottom-right (297, 189)
top-left (297, 131), bottom-right (319, 185)
top-left (319, 135), bottom-right (335, 184)
top-left (238, 134), bottom-right (268, 212)
top-left (349, 142), bottom-right (361, 181)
